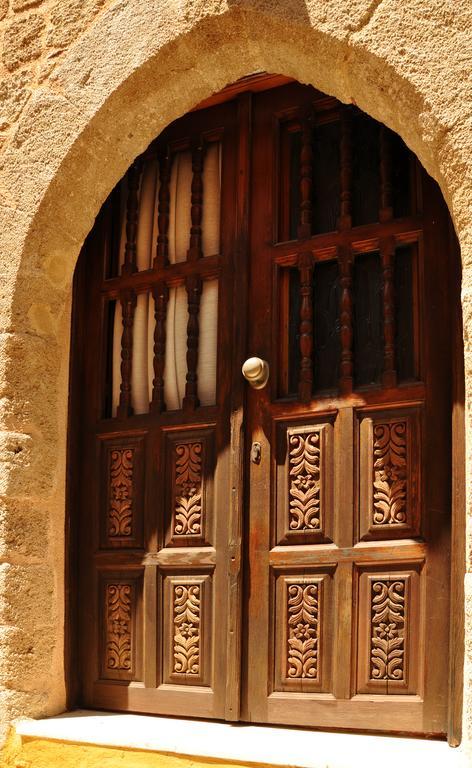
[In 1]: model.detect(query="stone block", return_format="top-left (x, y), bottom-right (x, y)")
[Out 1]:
top-left (0, 71), bottom-right (31, 132)
top-left (0, 563), bottom-right (55, 630)
top-left (2, 14), bottom-right (46, 72)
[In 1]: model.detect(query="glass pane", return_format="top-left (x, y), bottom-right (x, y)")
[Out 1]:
top-left (202, 143), bottom-right (221, 257)
top-left (353, 251), bottom-right (383, 387)
top-left (392, 133), bottom-right (413, 218)
top-left (288, 131), bottom-right (302, 241)
top-left (312, 121), bottom-right (340, 234)
top-left (395, 245), bottom-right (416, 381)
top-left (352, 116), bottom-right (380, 226)
top-left (164, 284), bottom-right (188, 410)
top-left (198, 279), bottom-right (219, 406)
top-left (288, 268), bottom-right (301, 395)
top-left (313, 260), bottom-right (341, 391)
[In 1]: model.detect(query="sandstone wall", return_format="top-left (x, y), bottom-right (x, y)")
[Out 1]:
top-left (0, 0), bottom-right (470, 755)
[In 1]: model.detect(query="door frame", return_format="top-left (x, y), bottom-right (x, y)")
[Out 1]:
top-left (64, 72), bottom-right (465, 745)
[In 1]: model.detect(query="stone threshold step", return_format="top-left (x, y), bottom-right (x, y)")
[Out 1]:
top-left (9, 709), bottom-right (467, 768)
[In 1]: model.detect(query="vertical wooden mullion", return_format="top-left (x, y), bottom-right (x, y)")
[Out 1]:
top-left (187, 140), bottom-right (204, 262)
top-left (333, 405), bottom-right (354, 699)
top-left (338, 106), bottom-right (352, 231)
top-left (143, 564), bottom-right (157, 688)
top-left (297, 251), bottom-right (314, 403)
top-left (122, 159), bottom-right (142, 277)
top-left (297, 109), bottom-right (313, 240)
top-left (183, 273), bottom-right (202, 410)
top-left (224, 92), bottom-right (252, 721)
top-left (150, 281), bottom-right (169, 413)
top-left (379, 126), bottom-right (393, 223)
top-left (154, 148), bottom-right (171, 270)
top-left (381, 236), bottom-right (397, 387)
top-left (339, 247), bottom-right (353, 394)
top-left (117, 289), bottom-right (137, 418)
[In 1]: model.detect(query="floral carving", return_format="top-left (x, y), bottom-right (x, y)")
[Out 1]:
top-left (287, 582), bottom-right (320, 679)
top-left (372, 421), bottom-right (407, 525)
top-left (173, 584), bottom-right (201, 674)
top-left (288, 431), bottom-right (321, 530)
top-left (105, 583), bottom-right (133, 671)
top-left (370, 579), bottom-right (405, 681)
top-left (174, 442), bottom-right (203, 536)
top-left (108, 448), bottom-right (134, 537)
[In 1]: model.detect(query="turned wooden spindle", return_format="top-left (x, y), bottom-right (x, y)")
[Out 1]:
top-left (381, 237), bottom-right (397, 387)
top-left (151, 281), bottom-right (169, 413)
top-left (122, 159), bottom-right (142, 277)
top-left (298, 251), bottom-right (314, 403)
top-left (187, 142), bottom-right (204, 262)
top-left (297, 110), bottom-right (313, 240)
top-left (117, 290), bottom-right (137, 418)
top-left (338, 107), bottom-right (352, 230)
top-left (379, 126), bottom-right (393, 223)
top-left (154, 149), bottom-right (171, 269)
top-left (183, 274), bottom-right (203, 410)
top-left (339, 248), bottom-right (353, 394)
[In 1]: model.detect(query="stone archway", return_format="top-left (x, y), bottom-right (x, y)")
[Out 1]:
top-left (0, 0), bottom-right (470, 751)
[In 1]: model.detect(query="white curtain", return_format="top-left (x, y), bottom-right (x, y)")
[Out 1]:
top-left (112, 143), bottom-right (221, 415)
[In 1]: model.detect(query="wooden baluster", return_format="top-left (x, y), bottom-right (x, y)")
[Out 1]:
top-left (339, 248), bottom-right (353, 394)
top-left (297, 110), bottom-right (313, 240)
top-left (338, 107), bottom-right (352, 230)
top-left (183, 274), bottom-right (203, 410)
top-left (154, 149), bottom-right (171, 269)
top-left (151, 281), bottom-right (169, 413)
top-left (379, 126), bottom-right (393, 222)
top-left (117, 290), bottom-right (137, 418)
top-left (381, 237), bottom-right (397, 387)
top-left (122, 159), bottom-right (142, 277)
top-left (298, 251), bottom-right (314, 403)
top-left (187, 141), bottom-right (204, 262)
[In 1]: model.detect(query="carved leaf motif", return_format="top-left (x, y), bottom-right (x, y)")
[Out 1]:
top-left (372, 421), bottom-right (407, 526)
top-left (173, 584), bottom-right (201, 675)
top-left (287, 583), bottom-right (319, 679)
top-left (106, 583), bottom-right (132, 671)
top-left (108, 448), bottom-right (134, 537)
top-left (288, 432), bottom-right (321, 530)
top-left (370, 579), bottom-right (405, 681)
top-left (174, 442), bottom-right (203, 536)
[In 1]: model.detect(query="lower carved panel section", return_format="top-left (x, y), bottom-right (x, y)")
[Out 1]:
top-left (100, 573), bottom-right (143, 682)
top-left (356, 565), bottom-right (421, 695)
top-left (274, 571), bottom-right (333, 693)
top-left (173, 583), bottom-right (201, 675)
top-left (370, 578), bottom-right (406, 682)
top-left (287, 581), bottom-right (320, 680)
top-left (162, 573), bottom-right (211, 687)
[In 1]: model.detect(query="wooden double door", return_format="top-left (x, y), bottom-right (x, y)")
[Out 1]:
top-left (74, 78), bottom-right (454, 736)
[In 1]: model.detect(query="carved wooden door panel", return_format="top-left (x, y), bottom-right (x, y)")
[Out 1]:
top-left (75, 100), bottom-right (244, 719)
top-left (241, 83), bottom-right (452, 736)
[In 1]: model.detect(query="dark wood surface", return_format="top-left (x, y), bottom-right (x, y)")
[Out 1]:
top-left (69, 78), bottom-right (461, 738)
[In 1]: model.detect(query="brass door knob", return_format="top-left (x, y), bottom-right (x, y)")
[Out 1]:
top-left (242, 357), bottom-right (269, 389)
